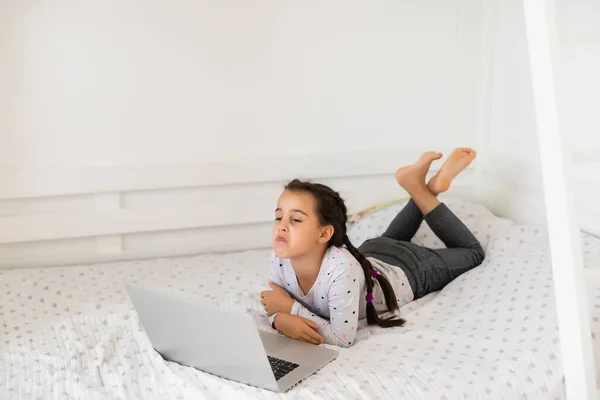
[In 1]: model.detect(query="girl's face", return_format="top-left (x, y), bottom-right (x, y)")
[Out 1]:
top-left (272, 190), bottom-right (331, 259)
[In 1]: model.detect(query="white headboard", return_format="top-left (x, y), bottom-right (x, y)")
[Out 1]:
top-left (0, 149), bottom-right (482, 269)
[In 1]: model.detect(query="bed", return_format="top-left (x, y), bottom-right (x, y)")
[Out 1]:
top-left (1, 197), bottom-right (600, 399)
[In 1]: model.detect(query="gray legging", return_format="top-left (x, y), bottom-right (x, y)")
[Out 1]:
top-left (358, 199), bottom-right (485, 300)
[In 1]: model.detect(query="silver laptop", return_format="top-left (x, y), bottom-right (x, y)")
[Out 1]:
top-left (125, 283), bottom-right (339, 392)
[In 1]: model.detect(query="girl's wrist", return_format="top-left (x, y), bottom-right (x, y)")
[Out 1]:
top-left (273, 313), bottom-right (286, 330)
top-left (284, 298), bottom-right (294, 313)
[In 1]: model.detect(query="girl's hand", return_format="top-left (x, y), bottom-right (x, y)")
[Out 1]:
top-left (274, 313), bottom-right (324, 345)
top-left (260, 282), bottom-right (294, 316)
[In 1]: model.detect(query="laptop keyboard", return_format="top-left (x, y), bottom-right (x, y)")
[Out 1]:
top-left (267, 355), bottom-right (299, 381)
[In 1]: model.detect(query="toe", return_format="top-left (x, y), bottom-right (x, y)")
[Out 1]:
top-left (425, 151), bottom-right (442, 159)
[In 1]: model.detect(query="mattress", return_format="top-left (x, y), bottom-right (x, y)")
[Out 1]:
top-left (1, 197), bottom-right (600, 400)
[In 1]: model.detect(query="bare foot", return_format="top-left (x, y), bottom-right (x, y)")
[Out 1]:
top-left (428, 147), bottom-right (477, 195)
top-left (395, 151), bottom-right (442, 193)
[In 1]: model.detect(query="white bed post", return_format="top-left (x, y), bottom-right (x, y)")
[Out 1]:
top-left (521, 0), bottom-right (598, 398)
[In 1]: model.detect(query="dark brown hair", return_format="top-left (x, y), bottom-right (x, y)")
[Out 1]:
top-left (284, 179), bottom-right (405, 327)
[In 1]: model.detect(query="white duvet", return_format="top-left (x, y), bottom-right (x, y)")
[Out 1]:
top-left (1, 198), bottom-right (600, 400)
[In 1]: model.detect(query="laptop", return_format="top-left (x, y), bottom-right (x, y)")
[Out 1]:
top-left (125, 283), bottom-right (339, 392)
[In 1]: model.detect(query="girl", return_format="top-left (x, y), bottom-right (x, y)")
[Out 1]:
top-left (260, 148), bottom-right (485, 347)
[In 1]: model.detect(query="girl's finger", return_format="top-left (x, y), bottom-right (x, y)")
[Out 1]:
top-left (304, 327), bottom-right (323, 343)
top-left (300, 318), bottom-right (319, 330)
top-left (300, 332), bottom-right (319, 345)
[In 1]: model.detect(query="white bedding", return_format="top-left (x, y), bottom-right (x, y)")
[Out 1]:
top-left (2, 198), bottom-right (600, 400)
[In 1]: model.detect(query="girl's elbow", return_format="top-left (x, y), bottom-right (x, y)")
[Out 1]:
top-left (336, 337), bottom-right (356, 348)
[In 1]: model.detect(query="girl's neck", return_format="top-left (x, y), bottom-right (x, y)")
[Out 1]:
top-left (290, 245), bottom-right (328, 280)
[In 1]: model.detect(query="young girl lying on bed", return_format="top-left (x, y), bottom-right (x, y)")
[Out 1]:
top-left (260, 148), bottom-right (485, 347)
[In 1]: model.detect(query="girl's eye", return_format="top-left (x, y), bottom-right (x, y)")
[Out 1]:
top-left (292, 219), bottom-right (302, 223)
top-left (274, 217), bottom-right (282, 221)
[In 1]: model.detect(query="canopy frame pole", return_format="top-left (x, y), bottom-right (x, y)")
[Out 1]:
top-left (521, 0), bottom-right (597, 398)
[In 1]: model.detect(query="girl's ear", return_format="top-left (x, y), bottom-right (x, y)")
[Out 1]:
top-left (319, 225), bottom-right (334, 244)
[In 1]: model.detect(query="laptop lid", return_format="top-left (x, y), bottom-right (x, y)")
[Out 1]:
top-left (125, 283), bottom-right (279, 392)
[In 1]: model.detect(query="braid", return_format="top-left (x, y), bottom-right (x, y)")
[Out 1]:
top-left (343, 236), bottom-right (405, 327)
top-left (285, 179), bottom-right (405, 328)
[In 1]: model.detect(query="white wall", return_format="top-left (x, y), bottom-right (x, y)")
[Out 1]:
top-left (0, 1), bottom-right (485, 269)
top-left (478, 0), bottom-right (600, 235)
top-left (0, 0), bottom-right (478, 169)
